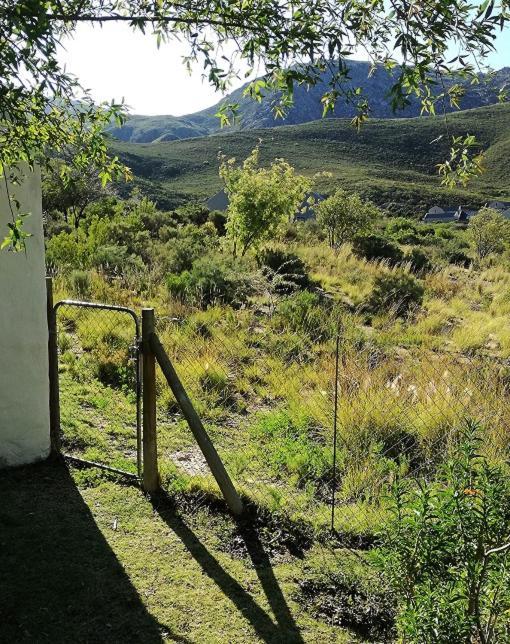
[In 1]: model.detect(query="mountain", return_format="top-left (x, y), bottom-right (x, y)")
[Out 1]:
top-left (109, 61), bottom-right (510, 144)
top-left (110, 102), bottom-right (510, 215)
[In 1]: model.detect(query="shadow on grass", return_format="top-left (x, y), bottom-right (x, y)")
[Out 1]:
top-left (151, 491), bottom-right (305, 644)
top-left (0, 461), bottom-right (185, 643)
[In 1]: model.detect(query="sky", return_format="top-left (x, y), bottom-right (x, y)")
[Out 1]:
top-left (58, 23), bottom-right (510, 117)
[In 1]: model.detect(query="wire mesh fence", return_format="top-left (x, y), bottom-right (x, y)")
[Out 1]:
top-left (153, 310), bottom-right (510, 544)
top-left (53, 293), bottom-right (510, 545)
top-left (55, 301), bottom-right (141, 476)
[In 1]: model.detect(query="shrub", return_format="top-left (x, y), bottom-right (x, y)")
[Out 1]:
top-left (256, 247), bottom-right (312, 293)
top-left (470, 207), bottom-right (510, 259)
top-left (251, 411), bottom-right (332, 491)
top-left (439, 242), bottom-right (472, 267)
top-left (69, 270), bottom-right (91, 297)
top-left (386, 218), bottom-right (422, 245)
top-left (316, 188), bottom-right (380, 248)
top-left (379, 421), bottom-right (510, 643)
top-left (208, 210), bottom-right (227, 236)
top-left (405, 248), bottom-right (432, 274)
top-left (275, 291), bottom-right (330, 341)
top-left (352, 234), bottom-right (404, 265)
top-left (163, 223), bottom-right (218, 274)
top-left (367, 272), bottom-right (424, 316)
top-left (166, 254), bottom-right (252, 308)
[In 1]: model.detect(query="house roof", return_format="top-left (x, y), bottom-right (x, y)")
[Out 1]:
top-left (423, 211), bottom-right (457, 221)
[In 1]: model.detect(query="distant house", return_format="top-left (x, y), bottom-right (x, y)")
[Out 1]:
top-left (206, 189), bottom-right (326, 221)
top-left (456, 206), bottom-right (477, 222)
top-left (487, 201), bottom-right (510, 219)
top-left (488, 200), bottom-right (510, 211)
top-left (422, 206), bottom-right (459, 223)
top-left (422, 205), bottom-right (477, 224)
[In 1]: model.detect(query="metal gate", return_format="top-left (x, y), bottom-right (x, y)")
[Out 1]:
top-left (53, 300), bottom-right (141, 478)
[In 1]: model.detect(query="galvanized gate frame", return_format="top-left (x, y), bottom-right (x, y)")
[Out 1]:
top-left (50, 294), bottom-right (142, 479)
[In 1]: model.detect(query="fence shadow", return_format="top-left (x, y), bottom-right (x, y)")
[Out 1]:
top-left (151, 492), bottom-right (304, 644)
top-left (0, 461), bottom-right (183, 643)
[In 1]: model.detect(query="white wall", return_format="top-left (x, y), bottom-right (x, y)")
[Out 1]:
top-left (0, 166), bottom-right (50, 466)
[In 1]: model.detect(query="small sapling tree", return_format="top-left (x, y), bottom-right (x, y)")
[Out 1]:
top-left (316, 189), bottom-right (380, 248)
top-left (379, 420), bottom-right (510, 643)
top-left (469, 207), bottom-right (510, 259)
top-left (220, 146), bottom-right (311, 257)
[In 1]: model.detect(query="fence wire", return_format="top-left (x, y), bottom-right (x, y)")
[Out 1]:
top-left (154, 311), bottom-right (510, 545)
top-left (54, 297), bottom-right (510, 547)
top-left (55, 302), bottom-right (141, 476)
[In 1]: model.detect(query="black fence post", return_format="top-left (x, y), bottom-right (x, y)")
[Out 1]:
top-left (46, 277), bottom-right (61, 457)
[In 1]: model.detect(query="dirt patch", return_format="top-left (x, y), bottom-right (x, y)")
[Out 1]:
top-left (217, 504), bottom-right (315, 563)
top-left (170, 448), bottom-right (209, 476)
top-left (297, 570), bottom-right (396, 641)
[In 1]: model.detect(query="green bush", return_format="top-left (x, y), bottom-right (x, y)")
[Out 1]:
top-left (69, 270), bottom-right (91, 297)
top-left (275, 290), bottom-right (330, 341)
top-left (352, 234), bottom-right (404, 265)
top-left (386, 218), bottom-right (422, 245)
top-left (257, 247), bottom-right (312, 293)
top-left (208, 210), bottom-right (227, 236)
top-left (162, 223), bottom-right (218, 274)
top-left (367, 272), bottom-right (424, 316)
top-left (379, 421), bottom-right (510, 643)
top-left (439, 241), bottom-right (472, 267)
top-left (405, 248), bottom-right (432, 274)
top-left (166, 253), bottom-right (252, 308)
top-left (251, 411), bottom-right (332, 491)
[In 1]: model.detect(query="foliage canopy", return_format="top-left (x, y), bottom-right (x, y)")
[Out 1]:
top-left (220, 147), bottom-right (311, 256)
top-left (316, 188), bottom-right (379, 248)
top-left (469, 206), bottom-right (510, 259)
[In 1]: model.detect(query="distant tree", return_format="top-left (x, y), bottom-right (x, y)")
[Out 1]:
top-left (316, 189), bottom-right (380, 248)
top-left (220, 147), bottom-right (311, 257)
top-left (43, 158), bottom-right (115, 229)
top-left (469, 207), bottom-right (510, 259)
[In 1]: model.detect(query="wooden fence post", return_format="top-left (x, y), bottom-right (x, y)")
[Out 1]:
top-left (142, 308), bottom-right (159, 492)
top-left (46, 277), bottom-right (61, 456)
top-left (150, 332), bottom-right (243, 516)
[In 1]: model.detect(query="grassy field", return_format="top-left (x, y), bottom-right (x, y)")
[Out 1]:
top-left (111, 103), bottom-right (510, 211)
top-left (50, 229), bottom-right (510, 540)
top-left (2, 461), bottom-right (369, 643)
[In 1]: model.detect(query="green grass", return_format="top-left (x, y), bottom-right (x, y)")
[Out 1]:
top-left (111, 103), bottom-right (510, 211)
top-left (0, 461), bottom-right (359, 642)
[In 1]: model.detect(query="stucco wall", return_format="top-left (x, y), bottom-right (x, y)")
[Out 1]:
top-left (0, 167), bottom-right (50, 466)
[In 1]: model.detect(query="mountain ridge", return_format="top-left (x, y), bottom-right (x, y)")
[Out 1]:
top-left (109, 61), bottom-right (510, 144)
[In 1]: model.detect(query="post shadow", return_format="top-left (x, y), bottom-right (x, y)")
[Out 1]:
top-left (151, 492), bottom-right (304, 644)
top-left (0, 461), bottom-right (187, 643)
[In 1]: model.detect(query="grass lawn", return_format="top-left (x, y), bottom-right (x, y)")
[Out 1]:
top-left (0, 460), bottom-right (360, 643)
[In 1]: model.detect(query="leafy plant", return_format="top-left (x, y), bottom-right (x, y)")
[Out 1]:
top-left (274, 291), bottom-right (331, 341)
top-left (470, 207), bottom-right (510, 260)
top-left (220, 146), bottom-right (312, 257)
top-left (316, 188), bottom-right (380, 248)
top-left (69, 270), bottom-right (91, 298)
top-left (256, 247), bottom-right (312, 293)
top-left (367, 272), bottom-right (424, 316)
top-left (352, 233), bottom-right (404, 265)
top-left (166, 253), bottom-right (252, 308)
top-left (379, 420), bottom-right (510, 643)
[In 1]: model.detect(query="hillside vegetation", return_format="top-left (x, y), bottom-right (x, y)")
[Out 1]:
top-left (109, 61), bottom-right (510, 143)
top-left (43, 166), bottom-right (510, 639)
top-left (111, 102), bottom-right (510, 213)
